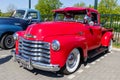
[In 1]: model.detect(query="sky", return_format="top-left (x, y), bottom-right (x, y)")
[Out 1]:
top-left (0, 0), bottom-right (100, 12)
top-left (0, 0), bottom-right (99, 12)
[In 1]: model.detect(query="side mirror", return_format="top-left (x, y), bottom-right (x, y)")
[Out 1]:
top-left (89, 21), bottom-right (94, 26)
top-left (28, 16), bottom-right (32, 20)
top-left (27, 16), bottom-right (32, 24)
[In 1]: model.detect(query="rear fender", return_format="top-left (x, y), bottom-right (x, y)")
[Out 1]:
top-left (44, 35), bottom-right (88, 67)
top-left (101, 32), bottom-right (113, 47)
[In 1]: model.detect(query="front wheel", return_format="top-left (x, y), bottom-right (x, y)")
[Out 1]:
top-left (0, 34), bottom-right (15, 49)
top-left (62, 48), bottom-right (81, 75)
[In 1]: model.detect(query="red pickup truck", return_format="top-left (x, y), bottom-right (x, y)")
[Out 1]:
top-left (12, 7), bottom-right (113, 74)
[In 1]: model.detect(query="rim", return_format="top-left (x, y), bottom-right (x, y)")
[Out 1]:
top-left (66, 49), bottom-right (80, 73)
top-left (108, 40), bottom-right (112, 52)
top-left (5, 35), bottom-right (15, 48)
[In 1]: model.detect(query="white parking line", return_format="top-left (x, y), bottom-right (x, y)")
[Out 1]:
top-left (77, 69), bottom-right (84, 73)
top-left (101, 56), bottom-right (105, 59)
top-left (67, 74), bottom-right (75, 79)
top-left (96, 59), bottom-right (100, 62)
top-left (0, 54), bottom-right (8, 58)
top-left (91, 62), bottom-right (96, 65)
top-left (85, 65), bottom-right (90, 69)
top-left (104, 54), bottom-right (108, 57)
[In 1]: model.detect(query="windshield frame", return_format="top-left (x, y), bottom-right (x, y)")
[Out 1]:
top-left (12, 10), bottom-right (25, 19)
top-left (54, 10), bottom-right (87, 23)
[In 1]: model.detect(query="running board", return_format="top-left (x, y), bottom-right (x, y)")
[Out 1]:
top-left (88, 47), bottom-right (107, 58)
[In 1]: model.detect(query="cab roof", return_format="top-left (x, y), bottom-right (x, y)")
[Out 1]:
top-left (17, 9), bottom-right (39, 12)
top-left (53, 7), bottom-right (98, 13)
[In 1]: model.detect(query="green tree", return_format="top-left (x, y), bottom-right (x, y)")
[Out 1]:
top-left (1, 12), bottom-right (12, 17)
top-left (73, 2), bottom-right (86, 7)
top-left (7, 4), bottom-right (17, 13)
top-left (98, 0), bottom-right (120, 14)
top-left (35, 0), bottom-right (63, 15)
top-left (0, 4), bottom-right (17, 17)
top-left (114, 6), bottom-right (120, 14)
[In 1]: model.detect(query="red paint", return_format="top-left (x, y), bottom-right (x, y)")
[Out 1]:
top-left (15, 31), bottom-right (25, 54)
top-left (15, 7), bottom-right (113, 68)
top-left (53, 7), bottom-right (98, 13)
top-left (101, 32), bottom-right (113, 47)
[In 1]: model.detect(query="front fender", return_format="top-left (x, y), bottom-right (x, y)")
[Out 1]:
top-left (0, 24), bottom-right (23, 38)
top-left (15, 31), bottom-right (25, 54)
top-left (44, 35), bottom-right (88, 67)
top-left (101, 32), bottom-right (113, 47)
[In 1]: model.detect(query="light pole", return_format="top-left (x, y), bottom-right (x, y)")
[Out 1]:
top-left (29, 0), bottom-right (31, 9)
top-left (94, 0), bottom-right (98, 10)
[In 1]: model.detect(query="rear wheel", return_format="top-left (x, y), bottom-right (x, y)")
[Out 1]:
top-left (0, 34), bottom-right (15, 49)
top-left (62, 48), bottom-right (81, 75)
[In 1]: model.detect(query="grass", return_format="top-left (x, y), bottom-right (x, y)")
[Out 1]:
top-left (113, 43), bottom-right (120, 48)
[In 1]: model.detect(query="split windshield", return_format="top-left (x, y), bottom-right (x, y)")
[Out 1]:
top-left (12, 10), bottom-right (25, 19)
top-left (54, 11), bottom-right (87, 23)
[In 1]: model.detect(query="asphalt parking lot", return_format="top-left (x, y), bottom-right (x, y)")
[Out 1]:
top-left (0, 48), bottom-right (120, 80)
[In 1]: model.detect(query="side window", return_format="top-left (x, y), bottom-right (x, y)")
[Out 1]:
top-left (27, 12), bottom-right (38, 19)
top-left (74, 14), bottom-right (85, 23)
top-left (58, 14), bottom-right (65, 21)
top-left (91, 13), bottom-right (98, 23)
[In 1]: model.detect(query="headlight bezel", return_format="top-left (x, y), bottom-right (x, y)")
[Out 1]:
top-left (51, 40), bottom-right (60, 51)
top-left (13, 33), bottom-right (19, 40)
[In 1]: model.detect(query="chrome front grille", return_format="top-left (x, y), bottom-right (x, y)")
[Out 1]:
top-left (18, 38), bottom-right (50, 64)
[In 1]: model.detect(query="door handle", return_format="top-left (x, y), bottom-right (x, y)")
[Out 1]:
top-left (89, 28), bottom-right (94, 34)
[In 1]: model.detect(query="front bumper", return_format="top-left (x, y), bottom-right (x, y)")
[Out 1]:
top-left (11, 50), bottom-right (60, 72)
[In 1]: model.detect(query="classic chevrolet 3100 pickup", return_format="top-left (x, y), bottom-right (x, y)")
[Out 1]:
top-left (11, 7), bottom-right (113, 74)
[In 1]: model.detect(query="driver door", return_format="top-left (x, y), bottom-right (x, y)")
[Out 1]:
top-left (89, 25), bottom-right (102, 48)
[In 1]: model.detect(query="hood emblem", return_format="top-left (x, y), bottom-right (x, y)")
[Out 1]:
top-left (24, 34), bottom-right (36, 38)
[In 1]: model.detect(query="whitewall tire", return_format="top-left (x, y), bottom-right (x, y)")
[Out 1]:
top-left (107, 39), bottom-right (113, 53)
top-left (62, 48), bottom-right (81, 74)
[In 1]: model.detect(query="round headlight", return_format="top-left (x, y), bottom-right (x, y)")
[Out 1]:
top-left (51, 40), bottom-right (60, 51)
top-left (13, 33), bottom-right (18, 40)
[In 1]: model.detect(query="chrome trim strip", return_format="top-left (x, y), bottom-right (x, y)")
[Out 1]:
top-left (20, 46), bottom-right (50, 54)
top-left (19, 38), bottom-right (50, 44)
top-left (21, 42), bottom-right (50, 49)
top-left (19, 50), bottom-right (50, 58)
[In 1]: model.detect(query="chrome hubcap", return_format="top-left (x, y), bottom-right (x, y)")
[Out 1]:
top-left (66, 48), bottom-right (80, 73)
top-left (68, 53), bottom-right (77, 68)
top-left (5, 35), bottom-right (14, 48)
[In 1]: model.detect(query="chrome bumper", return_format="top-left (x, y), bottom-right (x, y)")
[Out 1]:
top-left (11, 50), bottom-right (60, 72)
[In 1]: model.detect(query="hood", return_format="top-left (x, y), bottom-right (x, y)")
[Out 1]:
top-left (0, 17), bottom-right (28, 30)
top-left (0, 17), bottom-right (27, 26)
top-left (0, 17), bottom-right (19, 24)
top-left (24, 21), bottom-right (85, 40)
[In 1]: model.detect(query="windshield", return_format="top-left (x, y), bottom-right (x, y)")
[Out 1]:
top-left (12, 10), bottom-right (25, 19)
top-left (54, 11), bottom-right (87, 23)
